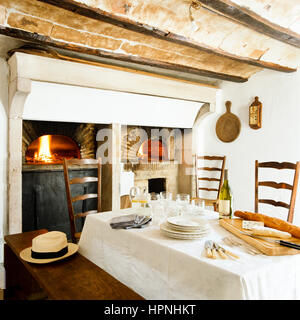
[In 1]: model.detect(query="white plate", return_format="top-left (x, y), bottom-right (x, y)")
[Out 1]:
top-left (160, 226), bottom-right (209, 240)
top-left (167, 216), bottom-right (208, 229)
top-left (160, 222), bottom-right (210, 236)
top-left (166, 222), bottom-right (210, 233)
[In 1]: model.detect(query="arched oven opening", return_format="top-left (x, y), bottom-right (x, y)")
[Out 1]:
top-left (25, 134), bottom-right (81, 164)
top-left (137, 139), bottom-right (169, 162)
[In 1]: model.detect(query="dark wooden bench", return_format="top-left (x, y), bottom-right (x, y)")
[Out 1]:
top-left (4, 229), bottom-right (143, 300)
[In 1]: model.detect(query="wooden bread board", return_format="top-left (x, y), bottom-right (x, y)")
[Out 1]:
top-left (215, 101), bottom-right (241, 143)
top-left (219, 218), bottom-right (300, 256)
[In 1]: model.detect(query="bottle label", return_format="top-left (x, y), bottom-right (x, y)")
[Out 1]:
top-left (250, 106), bottom-right (258, 125)
top-left (218, 200), bottom-right (231, 216)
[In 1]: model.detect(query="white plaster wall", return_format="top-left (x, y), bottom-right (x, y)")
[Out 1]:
top-left (0, 58), bottom-right (8, 287)
top-left (198, 69), bottom-right (300, 225)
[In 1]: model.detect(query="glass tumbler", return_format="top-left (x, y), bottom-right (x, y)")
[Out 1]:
top-left (176, 194), bottom-right (190, 216)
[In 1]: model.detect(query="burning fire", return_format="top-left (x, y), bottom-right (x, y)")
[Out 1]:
top-left (137, 139), bottom-right (168, 161)
top-left (26, 134), bottom-right (81, 164)
top-left (34, 135), bottom-right (55, 163)
top-left (137, 144), bottom-right (144, 159)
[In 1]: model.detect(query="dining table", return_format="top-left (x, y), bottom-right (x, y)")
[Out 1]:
top-left (78, 207), bottom-right (300, 300)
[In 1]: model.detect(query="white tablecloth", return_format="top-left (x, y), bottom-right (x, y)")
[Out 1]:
top-left (78, 208), bottom-right (300, 300)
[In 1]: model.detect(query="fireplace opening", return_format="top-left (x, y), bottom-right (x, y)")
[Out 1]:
top-left (148, 178), bottom-right (166, 194)
top-left (137, 139), bottom-right (168, 162)
top-left (25, 134), bottom-right (81, 164)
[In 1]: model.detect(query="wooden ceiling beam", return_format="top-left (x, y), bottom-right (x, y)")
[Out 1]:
top-left (196, 0), bottom-right (300, 49)
top-left (0, 26), bottom-right (248, 83)
top-left (37, 0), bottom-right (296, 73)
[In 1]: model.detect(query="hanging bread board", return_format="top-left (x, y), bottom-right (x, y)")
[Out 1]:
top-left (216, 101), bottom-right (241, 143)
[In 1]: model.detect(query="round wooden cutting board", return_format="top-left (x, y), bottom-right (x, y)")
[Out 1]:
top-left (216, 101), bottom-right (241, 143)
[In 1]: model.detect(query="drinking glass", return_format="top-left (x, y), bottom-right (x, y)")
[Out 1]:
top-left (176, 194), bottom-right (190, 216)
top-left (191, 199), bottom-right (206, 215)
top-left (160, 191), bottom-right (172, 201)
top-left (149, 193), bottom-right (165, 225)
top-left (165, 201), bottom-right (179, 217)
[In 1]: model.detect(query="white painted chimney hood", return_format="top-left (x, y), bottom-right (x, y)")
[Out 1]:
top-left (7, 52), bottom-right (219, 129)
top-left (24, 81), bottom-right (204, 128)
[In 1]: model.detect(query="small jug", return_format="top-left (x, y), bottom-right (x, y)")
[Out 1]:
top-left (129, 186), bottom-right (148, 208)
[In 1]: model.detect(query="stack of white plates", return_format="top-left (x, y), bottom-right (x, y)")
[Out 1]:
top-left (160, 215), bottom-right (210, 240)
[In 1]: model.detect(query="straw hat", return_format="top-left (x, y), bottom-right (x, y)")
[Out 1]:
top-left (20, 231), bottom-right (78, 264)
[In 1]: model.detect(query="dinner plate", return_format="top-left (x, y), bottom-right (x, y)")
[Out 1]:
top-left (166, 216), bottom-right (208, 229)
top-left (160, 223), bottom-right (210, 239)
top-left (166, 223), bottom-right (210, 233)
top-left (160, 222), bottom-right (210, 237)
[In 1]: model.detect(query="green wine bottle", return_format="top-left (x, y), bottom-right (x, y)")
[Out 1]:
top-left (218, 169), bottom-right (232, 219)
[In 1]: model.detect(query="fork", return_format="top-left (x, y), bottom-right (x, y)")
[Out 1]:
top-left (223, 236), bottom-right (261, 255)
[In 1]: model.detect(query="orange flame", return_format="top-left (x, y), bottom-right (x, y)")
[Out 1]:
top-left (137, 144), bottom-right (144, 159)
top-left (34, 135), bottom-right (55, 163)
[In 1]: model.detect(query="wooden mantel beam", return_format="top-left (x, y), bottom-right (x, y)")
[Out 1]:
top-left (37, 0), bottom-right (296, 73)
top-left (0, 26), bottom-right (247, 83)
top-left (196, 0), bottom-right (300, 49)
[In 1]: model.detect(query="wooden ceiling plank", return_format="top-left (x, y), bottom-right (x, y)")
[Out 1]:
top-left (36, 0), bottom-right (296, 73)
top-left (196, 0), bottom-right (300, 49)
top-left (0, 26), bottom-right (248, 83)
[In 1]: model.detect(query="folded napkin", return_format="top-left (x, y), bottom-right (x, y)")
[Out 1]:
top-left (110, 214), bottom-right (152, 229)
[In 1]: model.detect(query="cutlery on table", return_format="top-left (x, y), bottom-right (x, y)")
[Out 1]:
top-left (215, 242), bottom-right (239, 260)
top-left (223, 236), bottom-right (261, 255)
top-left (213, 242), bottom-right (227, 259)
top-left (204, 240), bottom-right (213, 258)
top-left (124, 216), bottom-right (152, 229)
top-left (204, 240), bottom-right (239, 260)
top-left (110, 215), bottom-right (151, 229)
top-left (207, 240), bottom-right (218, 259)
top-left (239, 231), bottom-right (300, 251)
top-left (205, 240), bottom-right (218, 259)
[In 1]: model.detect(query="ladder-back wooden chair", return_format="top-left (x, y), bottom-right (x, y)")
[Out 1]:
top-left (63, 158), bottom-right (102, 243)
top-left (255, 160), bottom-right (300, 223)
top-left (193, 155), bottom-right (226, 210)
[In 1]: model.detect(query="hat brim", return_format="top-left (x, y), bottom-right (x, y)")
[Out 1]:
top-left (20, 243), bottom-right (78, 264)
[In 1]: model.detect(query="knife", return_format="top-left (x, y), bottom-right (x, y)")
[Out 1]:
top-left (239, 231), bottom-right (300, 251)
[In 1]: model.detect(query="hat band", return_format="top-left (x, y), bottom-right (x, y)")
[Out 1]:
top-left (31, 246), bottom-right (68, 259)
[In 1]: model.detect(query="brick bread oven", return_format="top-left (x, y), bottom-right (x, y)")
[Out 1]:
top-left (121, 125), bottom-right (191, 198)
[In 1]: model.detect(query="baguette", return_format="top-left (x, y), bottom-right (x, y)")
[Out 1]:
top-left (234, 210), bottom-right (300, 239)
top-left (250, 226), bottom-right (291, 239)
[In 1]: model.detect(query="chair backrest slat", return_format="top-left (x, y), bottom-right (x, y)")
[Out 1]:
top-left (197, 156), bottom-right (225, 161)
top-left (258, 199), bottom-right (290, 210)
top-left (198, 187), bottom-right (219, 192)
top-left (75, 210), bottom-right (98, 219)
top-left (198, 177), bottom-right (220, 182)
top-left (258, 181), bottom-right (293, 190)
top-left (70, 177), bottom-right (98, 185)
top-left (258, 161), bottom-right (296, 170)
top-left (197, 167), bottom-right (222, 172)
top-left (72, 193), bottom-right (98, 203)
